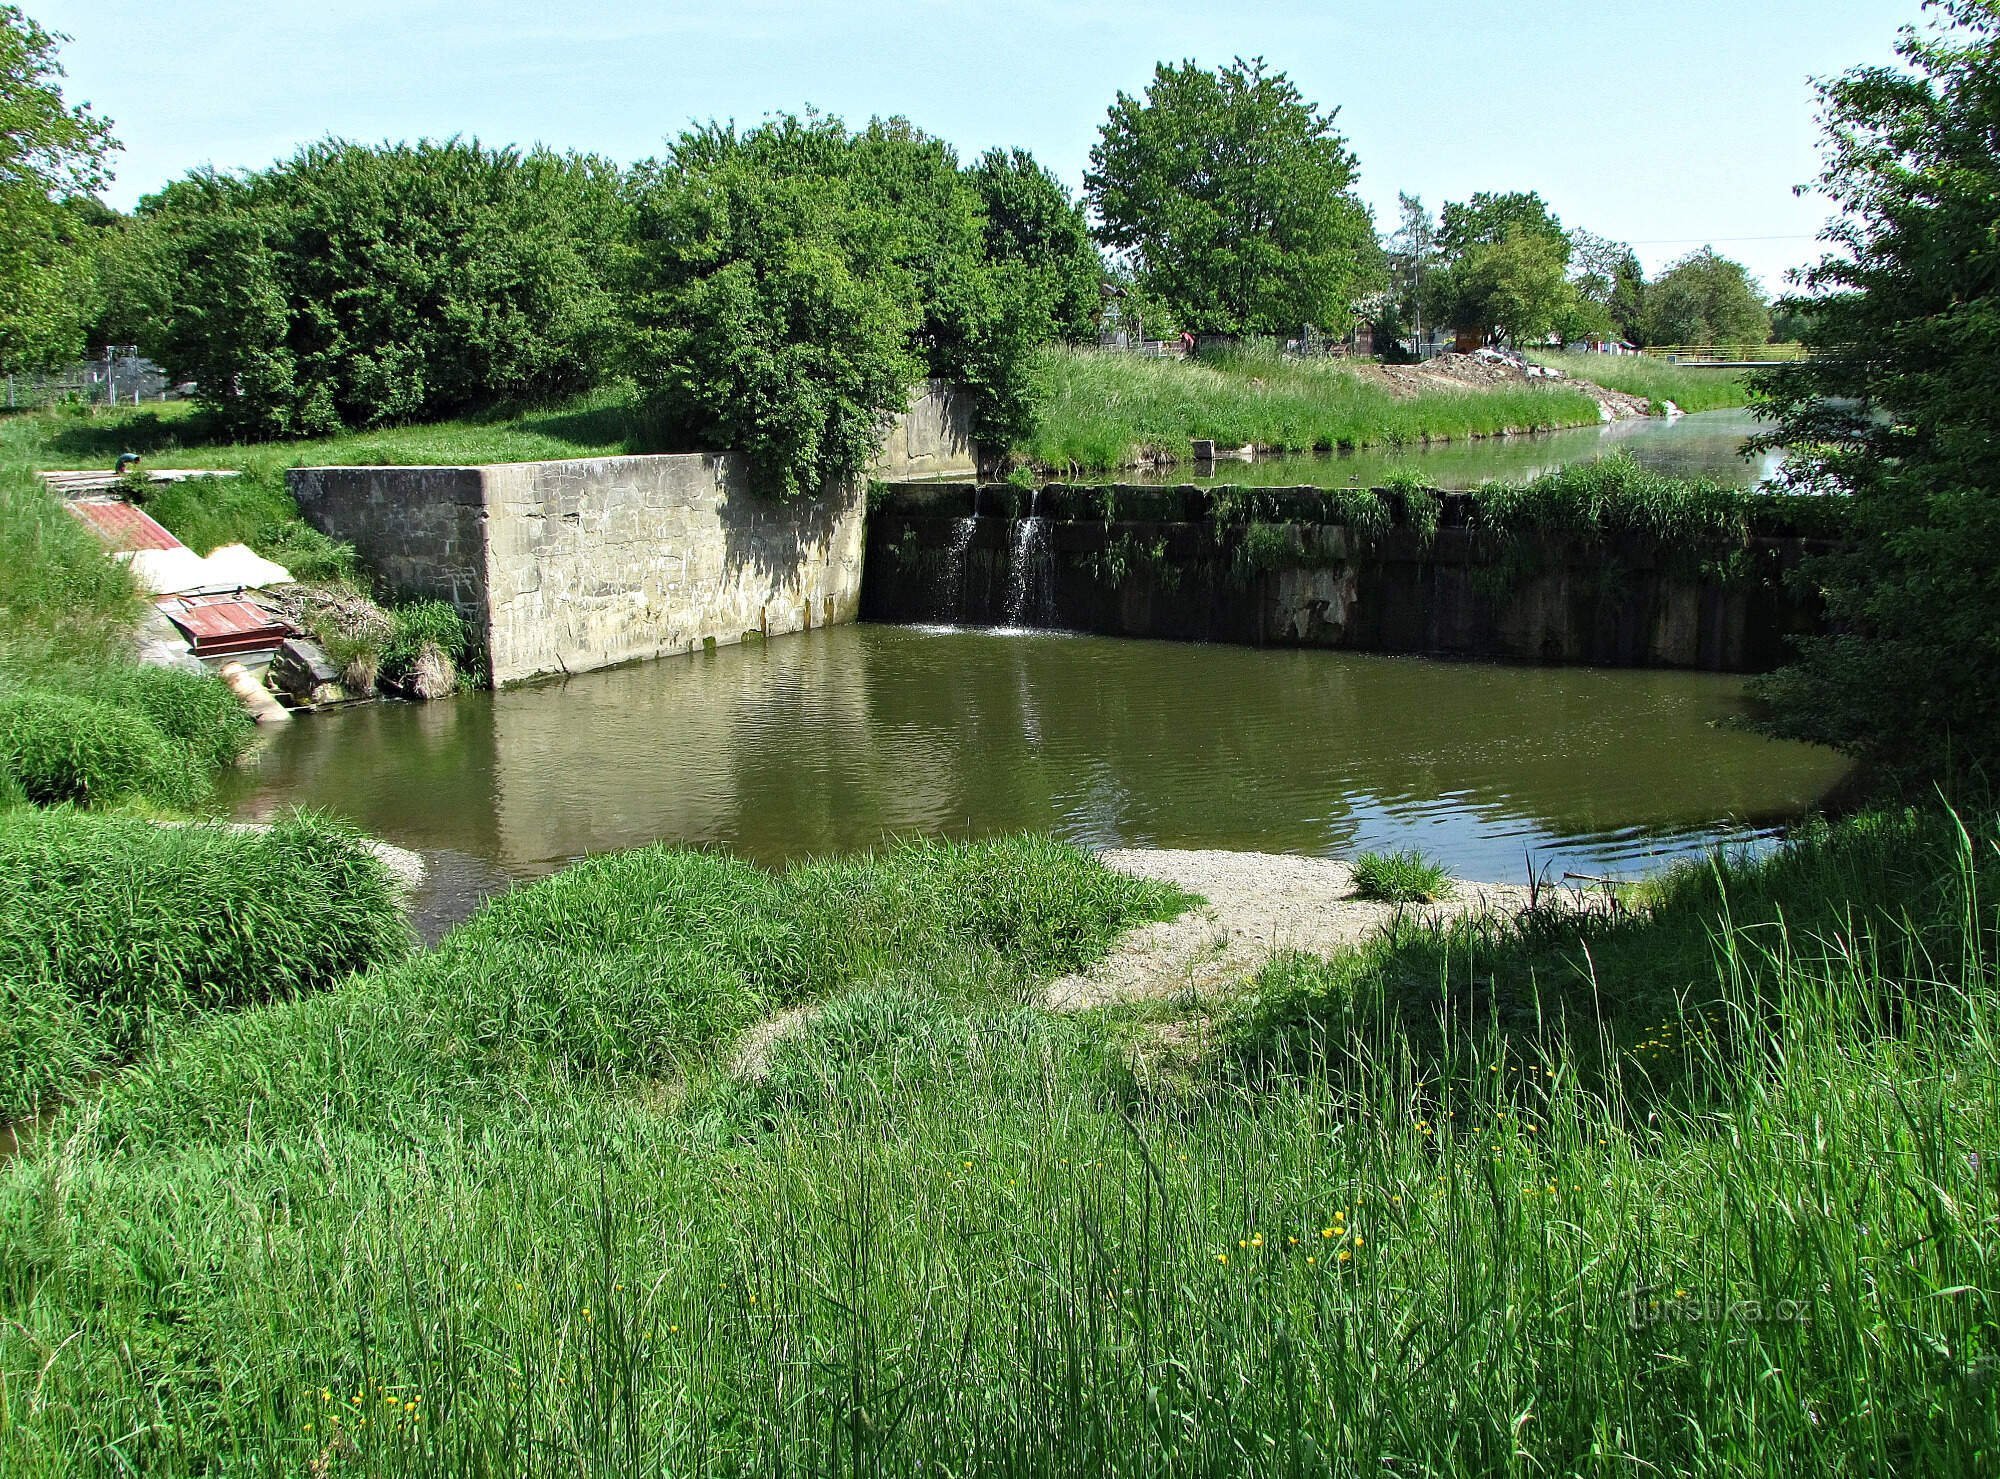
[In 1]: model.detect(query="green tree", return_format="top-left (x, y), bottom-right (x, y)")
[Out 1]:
top-left (1379, 192), bottom-right (1438, 356)
top-left (120, 140), bottom-right (624, 437)
top-left (1640, 246), bottom-right (1771, 346)
top-left (969, 147), bottom-right (1102, 343)
top-left (628, 114), bottom-right (1074, 495)
top-left (1752, 0), bottom-right (2000, 781)
top-left (1464, 226), bottom-right (1584, 345)
top-left (0, 6), bottom-right (115, 371)
top-left (1569, 228), bottom-right (1646, 343)
top-left (1435, 190), bottom-right (1566, 257)
top-left (625, 117), bottom-right (922, 502)
top-left (1424, 190), bottom-right (1575, 345)
top-left (1086, 57), bottom-right (1383, 334)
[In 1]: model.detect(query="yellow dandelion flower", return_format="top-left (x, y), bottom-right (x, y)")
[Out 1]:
top-left (1337, 1250), bottom-right (1351, 1263)
top-left (1216, 1253), bottom-right (1228, 1264)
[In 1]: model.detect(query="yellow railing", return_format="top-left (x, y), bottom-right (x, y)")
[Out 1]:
top-left (1640, 343), bottom-right (1809, 363)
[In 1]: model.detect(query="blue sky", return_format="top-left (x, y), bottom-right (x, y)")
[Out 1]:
top-left (38, 0), bottom-right (1917, 294)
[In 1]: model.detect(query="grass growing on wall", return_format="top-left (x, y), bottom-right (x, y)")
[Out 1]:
top-left (1530, 352), bottom-right (1754, 413)
top-left (1, 811), bottom-right (1994, 1474)
top-left (1020, 345), bottom-right (1604, 473)
top-left (0, 386), bottom-right (654, 566)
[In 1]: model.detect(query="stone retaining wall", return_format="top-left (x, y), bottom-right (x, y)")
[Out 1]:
top-left (863, 483), bottom-right (1832, 672)
top-left (291, 387), bottom-right (972, 686)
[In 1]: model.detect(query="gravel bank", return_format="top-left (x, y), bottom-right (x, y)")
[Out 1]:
top-left (1044, 849), bottom-right (1542, 1011)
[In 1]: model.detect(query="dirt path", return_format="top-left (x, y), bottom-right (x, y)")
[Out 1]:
top-left (1044, 849), bottom-right (1540, 1011)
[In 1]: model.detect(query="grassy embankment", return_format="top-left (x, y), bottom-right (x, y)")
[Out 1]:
top-left (0, 463), bottom-right (419, 1123)
top-left (0, 797), bottom-right (1994, 1473)
top-left (0, 387), bottom-right (647, 580)
top-left (1531, 352), bottom-right (1755, 414)
top-left (1020, 345), bottom-right (1607, 473)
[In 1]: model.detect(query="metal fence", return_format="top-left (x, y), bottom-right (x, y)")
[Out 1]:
top-left (1640, 343), bottom-right (1809, 364)
top-left (2, 349), bottom-right (183, 411)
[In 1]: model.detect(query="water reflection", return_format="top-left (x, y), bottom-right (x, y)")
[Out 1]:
top-left (222, 625), bottom-right (1851, 931)
top-left (1117, 408), bottom-right (1782, 490)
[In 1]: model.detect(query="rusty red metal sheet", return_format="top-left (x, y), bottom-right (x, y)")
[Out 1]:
top-left (159, 596), bottom-right (293, 658)
top-left (68, 498), bottom-right (185, 552)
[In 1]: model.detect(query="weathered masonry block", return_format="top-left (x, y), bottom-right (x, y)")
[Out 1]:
top-left (293, 454), bottom-right (863, 685)
top-left (291, 388), bottom-right (972, 685)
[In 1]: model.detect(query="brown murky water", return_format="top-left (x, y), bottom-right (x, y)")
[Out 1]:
top-left (220, 624), bottom-right (1851, 937)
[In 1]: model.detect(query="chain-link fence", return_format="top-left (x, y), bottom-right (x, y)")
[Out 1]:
top-left (2, 349), bottom-right (185, 411)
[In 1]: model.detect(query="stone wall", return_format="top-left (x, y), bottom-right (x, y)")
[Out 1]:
top-left (869, 382), bottom-right (977, 480)
top-left (863, 483), bottom-right (1833, 673)
top-left (292, 455), bottom-right (864, 685)
top-left (290, 389), bottom-right (970, 686)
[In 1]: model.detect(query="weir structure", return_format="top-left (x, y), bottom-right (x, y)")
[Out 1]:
top-left (290, 385), bottom-right (1829, 683)
top-left (863, 482), bottom-right (1832, 672)
top-left (289, 385), bottom-right (974, 685)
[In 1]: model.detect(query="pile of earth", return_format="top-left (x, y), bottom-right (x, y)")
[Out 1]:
top-left (1361, 350), bottom-right (1660, 421)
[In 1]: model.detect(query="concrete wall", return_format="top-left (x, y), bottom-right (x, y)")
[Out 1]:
top-left (870, 382), bottom-right (977, 480)
top-left (863, 482), bottom-right (1832, 673)
top-left (293, 455), bottom-right (864, 685)
top-left (291, 389), bottom-right (968, 686)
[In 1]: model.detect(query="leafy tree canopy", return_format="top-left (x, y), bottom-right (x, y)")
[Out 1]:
top-left (1640, 246), bottom-right (1771, 346)
top-left (970, 147), bottom-right (1103, 343)
top-left (1568, 229), bottom-right (1647, 343)
top-left (119, 139), bottom-right (625, 438)
top-left (1435, 191), bottom-right (1566, 256)
top-left (625, 116), bottom-right (925, 503)
top-left (0, 5), bottom-right (116, 371)
top-left (1752, 0), bottom-right (2000, 783)
top-left (1086, 57), bottom-right (1384, 335)
top-left (627, 115), bottom-right (1080, 497)
top-left (1424, 190), bottom-right (1591, 347)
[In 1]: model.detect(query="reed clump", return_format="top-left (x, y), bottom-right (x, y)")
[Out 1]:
top-left (1350, 847), bottom-right (1453, 903)
top-left (0, 808), bottom-right (408, 1122)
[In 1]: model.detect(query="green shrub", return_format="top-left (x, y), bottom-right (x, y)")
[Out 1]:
top-left (0, 809), bottom-right (408, 1119)
top-left (1351, 848), bottom-right (1454, 903)
top-left (91, 835), bottom-right (1188, 1148)
top-left (382, 599), bottom-right (470, 675)
top-left (119, 140), bottom-right (627, 438)
top-left (0, 688), bottom-right (198, 809)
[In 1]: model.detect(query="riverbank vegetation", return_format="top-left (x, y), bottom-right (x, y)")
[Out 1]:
top-left (1528, 352), bottom-right (1752, 413)
top-left (0, 809), bottom-right (405, 1122)
top-left (1, 807), bottom-right (1993, 1472)
top-left (1750, 0), bottom-right (2000, 786)
top-left (1020, 344), bottom-right (1603, 473)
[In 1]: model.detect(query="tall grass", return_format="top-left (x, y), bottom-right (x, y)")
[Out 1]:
top-left (1022, 345), bottom-right (1604, 472)
top-left (1531, 352), bottom-right (1753, 414)
top-left (0, 809), bottom-right (408, 1122)
top-left (0, 812), bottom-right (1992, 1474)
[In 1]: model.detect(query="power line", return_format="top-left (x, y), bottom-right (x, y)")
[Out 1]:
top-left (1626, 234), bottom-right (1821, 244)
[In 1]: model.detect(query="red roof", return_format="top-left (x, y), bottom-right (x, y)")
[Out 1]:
top-left (159, 596), bottom-right (293, 657)
top-left (70, 499), bottom-right (185, 553)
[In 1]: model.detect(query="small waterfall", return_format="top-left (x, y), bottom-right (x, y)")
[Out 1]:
top-left (1002, 501), bottom-right (1057, 629)
top-left (934, 517), bottom-right (978, 619)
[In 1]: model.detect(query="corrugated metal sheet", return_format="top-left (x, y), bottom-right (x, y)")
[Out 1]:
top-left (69, 498), bottom-right (185, 552)
top-left (158, 596), bottom-right (293, 658)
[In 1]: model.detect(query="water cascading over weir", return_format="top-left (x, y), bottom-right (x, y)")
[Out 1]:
top-left (863, 480), bottom-right (1834, 671)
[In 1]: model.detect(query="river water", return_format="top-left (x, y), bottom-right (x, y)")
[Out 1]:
top-left (222, 625), bottom-right (1850, 937)
top-left (1119, 407), bottom-right (1782, 489)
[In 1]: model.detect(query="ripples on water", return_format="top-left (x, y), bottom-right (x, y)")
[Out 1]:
top-left (224, 625), bottom-right (1851, 933)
